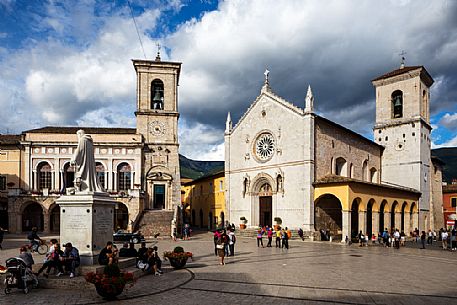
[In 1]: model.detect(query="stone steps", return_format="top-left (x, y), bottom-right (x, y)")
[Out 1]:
top-left (236, 228), bottom-right (312, 240)
top-left (137, 210), bottom-right (174, 238)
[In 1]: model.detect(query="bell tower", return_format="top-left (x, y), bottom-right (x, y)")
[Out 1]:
top-left (133, 55), bottom-right (181, 212)
top-left (372, 64), bottom-right (434, 230)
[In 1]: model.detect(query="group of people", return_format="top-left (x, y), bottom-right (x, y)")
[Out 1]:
top-left (213, 228), bottom-right (236, 265)
top-left (256, 226), bottom-right (291, 249)
top-left (136, 242), bottom-right (163, 275)
top-left (34, 239), bottom-right (80, 278)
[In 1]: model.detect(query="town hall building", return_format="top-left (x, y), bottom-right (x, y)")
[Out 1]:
top-left (224, 64), bottom-right (444, 239)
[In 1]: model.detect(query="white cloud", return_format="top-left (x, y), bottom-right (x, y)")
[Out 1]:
top-left (439, 112), bottom-right (457, 130)
top-left (178, 119), bottom-right (224, 160)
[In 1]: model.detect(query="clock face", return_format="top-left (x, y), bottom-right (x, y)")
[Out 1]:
top-left (149, 121), bottom-right (165, 136)
top-left (254, 132), bottom-right (275, 161)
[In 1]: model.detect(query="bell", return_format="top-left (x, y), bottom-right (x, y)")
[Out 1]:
top-left (153, 91), bottom-right (162, 102)
top-left (393, 97), bottom-right (402, 107)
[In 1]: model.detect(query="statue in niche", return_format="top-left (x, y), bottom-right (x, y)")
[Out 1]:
top-left (277, 174), bottom-right (283, 193)
top-left (70, 130), bottom-right (104, 194)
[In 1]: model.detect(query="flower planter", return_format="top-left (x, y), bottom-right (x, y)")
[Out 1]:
top-left (95, 283), bottom-right (125, 300)
top-left (169, 256), bottom-right (188, 269)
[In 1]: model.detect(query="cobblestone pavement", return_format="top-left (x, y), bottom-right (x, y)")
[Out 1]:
top-left (1, 232), bottom-right (457, 305)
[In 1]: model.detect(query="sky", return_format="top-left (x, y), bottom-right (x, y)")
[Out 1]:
top-left (0, 0), bottom-right (456, 161)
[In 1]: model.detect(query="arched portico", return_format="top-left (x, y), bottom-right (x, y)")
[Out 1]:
top-left (314, 194), bottom-right (343, 239)
top-left (22, 202), bottom-right (44, 232)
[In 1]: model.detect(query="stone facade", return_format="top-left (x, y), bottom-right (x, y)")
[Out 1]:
top-left (225, 65), bottom-right (443, 237)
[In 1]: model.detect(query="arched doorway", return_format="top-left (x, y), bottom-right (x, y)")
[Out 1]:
top-left (351, 199), bottom-right (360, 239)
top-left (410, 202), bottom-right (418, 233)
top-left (208, 212), bottom-right (213, 230)
top-left (258, 183), bottom-right (272, 227)
top-left (366, 199), bottom-right (374, 237)
top-left (220, 211), bottom-right (225, 227)
top-left (391, 201), bottom-right (398, 230)
top-left (49, 205), bottom-right (60, 233)
top-left (114, 202), bottom-right (128, 231)
top-left (401, 202), bottom-right (408, 233)
top-left (314, 194), bottom-right (342, 239)
top-left (0, 199), bottom-right (8, 230)
top-left (22, 202), bottom-right (44, 232)
top-left (63, 162), bottom-right (75, 189)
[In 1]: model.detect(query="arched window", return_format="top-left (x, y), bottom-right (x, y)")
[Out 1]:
top-left (422, 90), bottom-right (427, 119)
top-left (151, 79), bottom-right (164, 110)
top-left (362, 160), bottom-right (368, 181)
top-left (38, 162), bottom-right (52, 190)
top-left (63, 162), bottom-right (74, 188)
top-left (370, 167), bottom-right (378, 183)
top-left (117, 163), bottom-right (131, 191)
top-left (96, 162), bottom-right (105, 189)
top-left (392, 90), bottom-right (403, 118)
top-left (349, 163), bottom-right (354, 178)
top-left (335, 157), bottom-right (347, 177)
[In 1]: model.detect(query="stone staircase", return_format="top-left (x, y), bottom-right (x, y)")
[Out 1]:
top-left (136, 210), bottom-right (174, 238)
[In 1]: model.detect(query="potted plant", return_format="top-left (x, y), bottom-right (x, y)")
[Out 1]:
top-left (274, 217), bottom-right (282, 230)
top-left (163, 246), bottom-right (193, 269)
top-left (85, 264), bottom-right (135, 300)
top-left (240, 217), bottom-right (248, 230)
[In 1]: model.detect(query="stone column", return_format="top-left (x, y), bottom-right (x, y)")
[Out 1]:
top-left (342, 210), bottom-right (351, 242)
top-left (372, 211), bottom-right (380, 236)
top-left (51, 172), bottom-right (55, 191)
top-left (359, 211), bottom-right (366, 234)
top-left (104, 171), bottom-right (109, 191)
top-left (33, 171), bottom-right (38, 191)
top-left (113, 172), bottom-right (117, 192)
top-left (395, 212), bottom-right (402, 231)
top-left (384, 212), bottom-right (391, 232)
top-left (60, 171), bottom-right (65, 192)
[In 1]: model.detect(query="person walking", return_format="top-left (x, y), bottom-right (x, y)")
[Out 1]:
top-left (442, 230), bottom-right (448, 250)
top-left (0, 226), bottom-right (7, 250)
top-left (394, 229), bottom-right (400, 249)
top-left (282, 228), bottom-right (289, 249)
top-left (216, 231), bottom-right (227, 265)
top-left (420, 231), bottom-right (426, 249)
top-left (427, 230), bottom-right (433, 245)
top-left (266, 227), bottom-right (273, 247)
top-left (451, 227), bottom-right (457, 250)
top-left (256, 228), bottom-right (264, 248)
top-left (214, 230), bottom-right (221, 256)
top-left (228, 229), bottom-right (236, 256)
top-left (275, 227), bottom-right (281, 248)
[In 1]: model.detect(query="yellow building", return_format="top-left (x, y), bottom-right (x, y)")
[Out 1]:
top-left (182, 170), bottom-right (225, 230)
top-left (0, 135), bottom-right (23, 227)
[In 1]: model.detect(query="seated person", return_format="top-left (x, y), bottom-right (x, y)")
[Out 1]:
top-left (61, 243), bottom-right (80, 278)
top-left (18, 246), bottom-right (34, 269)
top-left (127, 243), bottom-right (138, 257)
top-left (119, 242), bottom-right (130, 257)
top-left (36, 243), bottom-right (64, 277)
top-left (98, 241), bottom-right (114, 265)
top-left (137, 242), bottom-right (147, 262)
top-left (145, 246), bottom-right (162, 275)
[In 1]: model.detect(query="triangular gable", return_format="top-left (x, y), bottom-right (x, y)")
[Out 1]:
top-left (231, 88), bottom-right (304, 134)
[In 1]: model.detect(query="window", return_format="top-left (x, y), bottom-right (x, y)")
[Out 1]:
top-left (0, 175), bottom-right (6, 190)
top-left (370, 167), bottom-right (378, 183)
top-left (452, 198), bottom-right (457, 208)
top-left (219, 180), bottom-right (223, 191)
top-left (362, 160), bottom-right (368, 181)
top-left (117, 163), bottom-right (131, 191)
top-left (63, 162), bottom-right (75, 188)
top-left (335, 157), bottom-right (347, 177)
top-left (392, 90), bottom-right (403, 118)
top-left (38, 162), bottom-right (52, 190)
top-left (151, 79), bottom-right (164, 110)
top-left (209, 182), bottom-right (213, 193)
top-left (96, 162), bottom-right (105, 188)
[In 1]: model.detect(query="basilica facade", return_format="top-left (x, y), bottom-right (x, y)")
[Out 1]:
top-left (224, 65), bottom-right (444, 239)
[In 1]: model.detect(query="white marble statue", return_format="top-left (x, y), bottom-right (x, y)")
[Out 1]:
top-left (70, 129), bottom-right (104, 194)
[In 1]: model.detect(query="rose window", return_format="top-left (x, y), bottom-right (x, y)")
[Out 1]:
top-left (255, 133), bottom-right (275, 161)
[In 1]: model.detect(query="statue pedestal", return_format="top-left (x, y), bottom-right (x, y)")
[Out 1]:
top-left (57, 193), bottom-right (115, 265)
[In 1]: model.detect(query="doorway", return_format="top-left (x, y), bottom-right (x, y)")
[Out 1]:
top-left (259, 196), bottom-right (272, 227)
top-left (153, 184), bottom-right (165, 209)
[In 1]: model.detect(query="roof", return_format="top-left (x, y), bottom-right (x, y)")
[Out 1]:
top-left (443, 184), bottom-right (457, 193)
top-left (371, 66), bottom-right (434, 86)
top-left (313, 175), bottom-right (421, 194)
top-left (0, 134), bottom-right (21, 145)
top-left (23, 126), bottom-right (137, 135)
top-left (315, 115), bottom-right (384, 149)
top-left (431, 156), bottom-right (445, 166)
